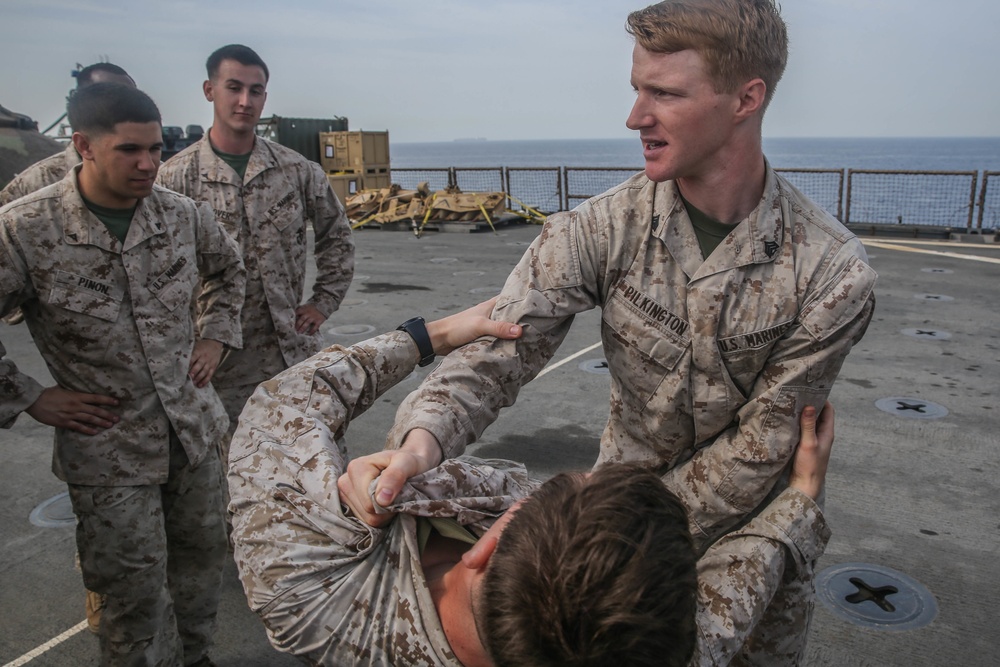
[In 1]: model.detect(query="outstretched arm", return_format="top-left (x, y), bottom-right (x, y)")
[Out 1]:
top-left (337, 298), bottom-right (523, 526)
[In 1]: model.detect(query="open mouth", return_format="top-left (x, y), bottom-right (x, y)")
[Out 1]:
top-left (643, 140), bottom-right (666, 150)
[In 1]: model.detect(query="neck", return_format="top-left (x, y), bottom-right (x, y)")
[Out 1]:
top-left (208, 124), bottom-right (255, 155)
top-left (76, 166), bottom-right (137, 209)
top-left (677, 134), bottom-right (765, 226)
top-left (430, 566), bottom-right (492, 667)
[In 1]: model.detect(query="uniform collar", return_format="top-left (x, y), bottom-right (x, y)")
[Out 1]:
top-left (652, 160), bottom-right (785, 280)
top-left (60, 165), bottom-right (164, 252)
top-left (197, 131), bottom-right (276, 185)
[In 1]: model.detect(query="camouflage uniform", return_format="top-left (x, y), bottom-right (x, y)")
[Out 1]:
top-left (390, 164), bottom-right (875, 549)
top-left (0, 142), bottom-right (80, 326)
top-left (157, 134), bottom-right (355, 447)
top-left (0, 142), bottom-right (79, 207)
top-left (387, 165), bottom-right (872, 662)
top-left (229, 331), bottom-right (831, 666)
top-left (693, 488), bottom-right (830, 667)
top-left (0, 169), bottom-right (246, 666)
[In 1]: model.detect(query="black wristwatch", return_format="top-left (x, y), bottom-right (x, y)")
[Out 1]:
top-left (397, 316), bottom-right (436, 367)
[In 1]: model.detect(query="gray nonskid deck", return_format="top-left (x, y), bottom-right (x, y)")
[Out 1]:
top-left (2, 226), bottom-right (997, 666)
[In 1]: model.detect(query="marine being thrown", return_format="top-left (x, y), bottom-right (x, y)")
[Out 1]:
top-left (228, 299), bottom-right (834, 666)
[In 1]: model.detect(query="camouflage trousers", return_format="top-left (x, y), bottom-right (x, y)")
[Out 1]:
top-left (68, 431), bottom-right (227, 667)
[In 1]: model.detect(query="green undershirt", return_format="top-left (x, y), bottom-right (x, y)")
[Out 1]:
top-left (212, 145), bottom-right (252, 181)
top-left (83, 198), bottom-right (135, 244)
top-left (680, 195), bottom-right (736, 261)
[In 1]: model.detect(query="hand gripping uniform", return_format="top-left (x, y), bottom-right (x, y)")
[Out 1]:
top-left (0, 169), bottom-right (246, 666)
top-left (228, 331), bottom-right (831, 667)
top-left (157, 134), bottom-right (355, 437)
top-left (390, 164), bottom-right (875, 550)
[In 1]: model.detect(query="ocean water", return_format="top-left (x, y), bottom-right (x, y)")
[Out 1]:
top-left (392, 137), bottom-right (1000, 172)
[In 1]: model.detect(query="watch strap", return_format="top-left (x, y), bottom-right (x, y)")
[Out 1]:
top-left (397, 316), bottom-right (435, 367)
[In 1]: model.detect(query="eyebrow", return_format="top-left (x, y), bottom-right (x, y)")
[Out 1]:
top-left (224, 78), bottom-right (265, 89)
top-left (113, 141), bottom-right (164, 151)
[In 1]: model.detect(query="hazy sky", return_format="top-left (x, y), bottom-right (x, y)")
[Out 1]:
top-left (2, 0), bottom-right (998, 142)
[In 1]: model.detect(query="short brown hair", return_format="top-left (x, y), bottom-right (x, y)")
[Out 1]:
top-left (626, 0), bottom-right (788, 107)
top-left (480, 464), bottom-right (697, 667)
top-left (206, 44), bottom-right (270, 82)
top-left (68, 83), bottom-right (160, 136)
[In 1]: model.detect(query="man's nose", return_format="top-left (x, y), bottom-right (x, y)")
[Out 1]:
top-left (626, 96), bottom-right (651, 131)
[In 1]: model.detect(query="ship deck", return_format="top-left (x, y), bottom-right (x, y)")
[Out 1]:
top-left (2, 223), bottom-right (998, 666)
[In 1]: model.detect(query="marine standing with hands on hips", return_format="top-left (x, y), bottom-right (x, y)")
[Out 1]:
top-left (157, 44), bottom-right (355, 466)
top-left (0, 83), bottom-right (245, 667)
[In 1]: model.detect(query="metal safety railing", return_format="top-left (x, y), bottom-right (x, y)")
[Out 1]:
top-left (381, 166), bottom-right (1000, 232)
top-left (844, 170), bottom-right (978, 229)
top-left (977, 171), bottom-right (1000, 230)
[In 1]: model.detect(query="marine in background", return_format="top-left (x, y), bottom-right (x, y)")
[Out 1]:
top-left (0, 62), bottom-right (136, 208)
top-left (156, 43), bottom-right (355, 469)
top-left (1, 63), bottom-right (136, 334)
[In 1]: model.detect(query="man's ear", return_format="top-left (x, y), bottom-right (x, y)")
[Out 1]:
top-left (203, 79), bottom-right (214, 102)
top-left (462, 535), bottom-right (498, 571)
top-left (734, 77), bottom-right (767, 120)
top-left (72, 131), bottom-right (94, 161)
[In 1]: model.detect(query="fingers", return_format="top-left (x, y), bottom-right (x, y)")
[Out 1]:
top-left (337, 446), bottom-right (436, 527)
top-left (484, 318), bottom-right (522, 341)
top-left (83, 392), bottom-right (120, 407)
top-left (295, 305), bottom-right (325, 335)
top-left (467, 297), bottom-right (520, 341)
top-left (189, 358), bottom-right (214, 387)
top-left (798, 404), bottom-right (817, 450)
top-left (373, 458), bottom-right (418, 508)
top-left (295, 315), bottom-right (317, 335)
top-left (790, 403), bottom-right (833, 501)
top-left (427, 298), bottom-right (523, 355)
top-left (338, 452), bottom-right (397, 527)
top-left (816, 401), bottom-right (835, 445)
top-left (26, 387), bottom-right (120, 434)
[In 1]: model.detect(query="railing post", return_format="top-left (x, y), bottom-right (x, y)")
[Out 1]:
top-left (845, 169), bottom-right (854, 225)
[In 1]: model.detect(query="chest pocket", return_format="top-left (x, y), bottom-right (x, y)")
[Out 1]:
top-left (47, 270), bottom-right (123, 359)
top-left (149, 257), bottom-right (195, 314)
top-left (602, 292), bottom-right (690, 412)
top-left (49, 270), bottom-right (123, 323)
top-left (717, 320), bottom-right (794, 398)
top-left (265, 190), bottom-right (303, 232)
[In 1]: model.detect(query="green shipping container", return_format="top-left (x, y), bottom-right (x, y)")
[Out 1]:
top-left (256, 115), bottom-right (349, 165)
